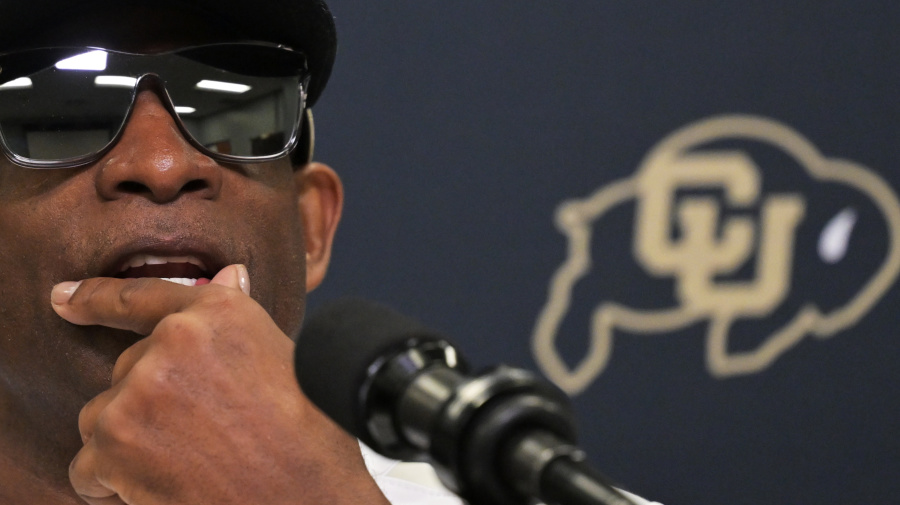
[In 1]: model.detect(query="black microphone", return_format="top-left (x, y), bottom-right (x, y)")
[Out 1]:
top-left (295, 298), bottom-right (637, 505)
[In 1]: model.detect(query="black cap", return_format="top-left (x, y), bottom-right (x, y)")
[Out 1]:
top-left (0, 0), bottom-right (337, 106)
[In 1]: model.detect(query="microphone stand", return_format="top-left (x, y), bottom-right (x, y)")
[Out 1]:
top-left (360, 339), bottom-right (638, 505)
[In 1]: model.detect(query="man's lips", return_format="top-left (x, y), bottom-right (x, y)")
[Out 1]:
top-left (96, 237), bottom-right (233, 288)
top-left (114, 254), bottom-right (217, 286)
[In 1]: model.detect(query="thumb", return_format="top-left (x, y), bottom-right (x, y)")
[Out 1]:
top-left (210, 264), bottom-right (251, 295)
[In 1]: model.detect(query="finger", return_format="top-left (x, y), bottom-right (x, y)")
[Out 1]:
top-left (110, 336), bottom-right (154, 387)
top-left (69, 441), bottom-right (122, 504)
top-left (78, 387), bottom-right (118, 444)
top-left (79, 496), bottom-right (128, 505)
top-left (51, 277), bottom-right (196, 334)
top-left (210, 263), bottom-right (251, 295)
top-left (107, 265), bottom-right (248, 385)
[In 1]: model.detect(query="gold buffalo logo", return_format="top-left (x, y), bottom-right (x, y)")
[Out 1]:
top-left (533, 115), bottom-right (900, 395)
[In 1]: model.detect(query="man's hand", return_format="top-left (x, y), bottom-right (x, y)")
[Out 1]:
top-left (51, 265), bottom-right (389, 505)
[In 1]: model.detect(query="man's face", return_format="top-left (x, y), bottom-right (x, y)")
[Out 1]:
top-left (0, 7), bottom-right (329, 460)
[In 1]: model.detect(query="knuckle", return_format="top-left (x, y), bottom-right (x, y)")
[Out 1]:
top-left (153, 313), bottom-right (218, 362)
top-left (115, 357), bottom-right (178, 409)
top-left (78, 401), bottom-right (96, 441)
top-left (116, 278), bottom-right (154, 318)
top-left (93, 402), bottom-right (138, 449)
top-left (132, 362), bottom-right (176, 401)
top-left (111, 350), bottom-right (134, 385)
top-left (200, 284), bottom-right (241, 310)
top-left (154, 312), bottom-right (206, 345)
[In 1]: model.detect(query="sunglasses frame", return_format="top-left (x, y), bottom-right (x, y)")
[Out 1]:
top-left (0, 42), bottom-right (312, 169)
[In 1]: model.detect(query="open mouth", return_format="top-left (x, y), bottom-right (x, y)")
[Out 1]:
top-left (115, 254), bottom-right (215, 286)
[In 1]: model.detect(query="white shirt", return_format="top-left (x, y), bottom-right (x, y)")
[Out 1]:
top-left (360, 442), bottom-right (661, 505)
top-left (361, 442), bottom-right (464, 504)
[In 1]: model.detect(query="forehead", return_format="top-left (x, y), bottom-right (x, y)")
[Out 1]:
top-left (22, 4), bottom-right (244, 53)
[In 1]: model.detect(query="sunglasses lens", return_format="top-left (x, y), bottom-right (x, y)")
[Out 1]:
top-left (0, 49), bottom-right (135, 163)
top-left (164, 56), bottom-right (301, 158)
top-left (0, 44), bottom-right (306, 166)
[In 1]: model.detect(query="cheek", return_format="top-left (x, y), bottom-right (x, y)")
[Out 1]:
top-left (0, 178), bottom-right (117, 422)
top-left (0, 183), bottom-right (95, 283)
top-left (0, 171), bottom-right (94, 317)
top-left (228, 177), bottom-right (308, 339)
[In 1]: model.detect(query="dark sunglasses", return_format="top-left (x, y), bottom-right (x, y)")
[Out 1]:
top-left (0, 42), bottom-right (311, 168)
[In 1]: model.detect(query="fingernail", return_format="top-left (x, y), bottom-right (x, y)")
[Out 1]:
top-left (236, 264), bottom-right (250, 295)
top-left (51, 281), bottom-right (82, 305)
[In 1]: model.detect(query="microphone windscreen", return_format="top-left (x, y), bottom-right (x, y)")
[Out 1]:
top-left (295, 298), bottom-right (442, 436)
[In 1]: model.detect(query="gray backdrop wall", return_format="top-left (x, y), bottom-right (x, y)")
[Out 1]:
top-left (307, 2), bottom-right (900, 504)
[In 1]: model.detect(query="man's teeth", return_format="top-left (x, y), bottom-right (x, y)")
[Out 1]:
top-left (121, 254), bottom-right (206, 272)
top-left (161, 278), bottom-right (199, 286)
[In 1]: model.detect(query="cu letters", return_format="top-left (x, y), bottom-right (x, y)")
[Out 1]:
top-left (533, 115), bottom-right (900, 395)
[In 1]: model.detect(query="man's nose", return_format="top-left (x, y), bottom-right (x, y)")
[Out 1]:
top-left (94, 89), bottom-right (222, 203)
